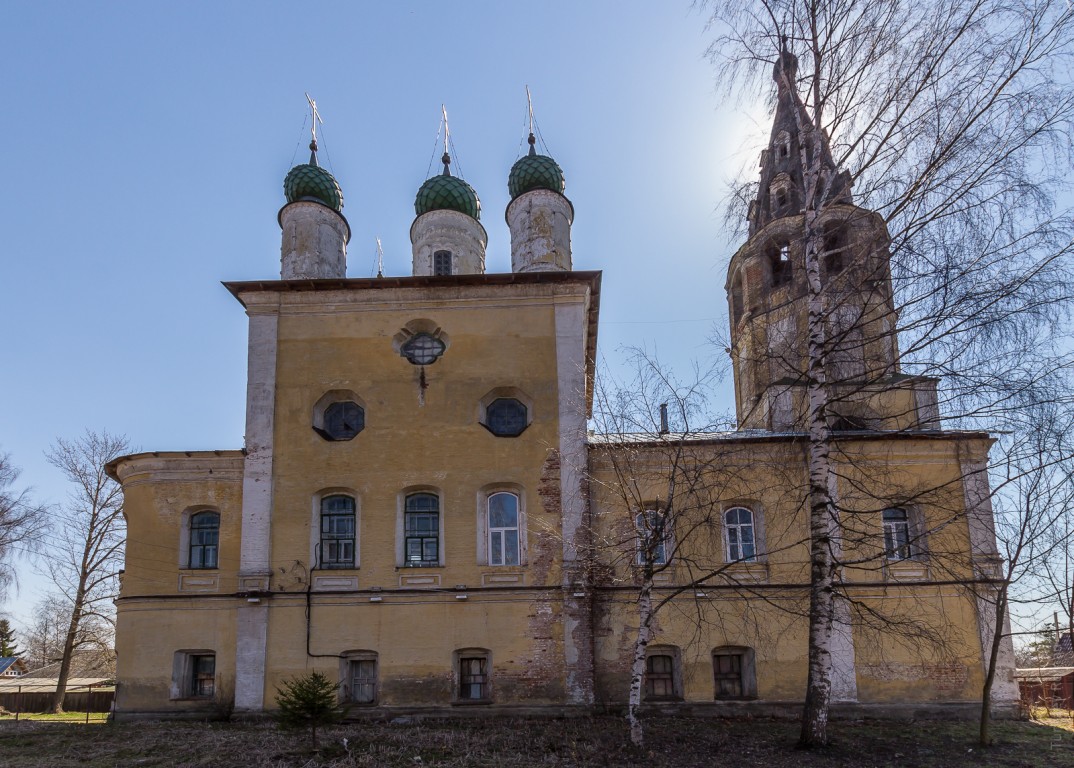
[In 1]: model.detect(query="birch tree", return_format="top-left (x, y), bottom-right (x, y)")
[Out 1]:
top-left (704, 0), bottom-right (1074, 747)
top-left (0, 452), bottom-right (45, 599)
top-left (588, 355), bottom-right (802, 745)
top-left (42, 430), bottom-right (129, 713)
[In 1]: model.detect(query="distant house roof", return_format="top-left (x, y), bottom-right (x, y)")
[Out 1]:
top-left (0, 657), bottom-right (28, 676)
top-left (1057, 632), bottom-right (1073, 656)
top-left (20, 649), bottom-right (115, 681)
top-left (1014, 667), bottom-right (1074, 682)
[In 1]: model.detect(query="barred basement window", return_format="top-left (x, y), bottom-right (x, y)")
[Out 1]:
top-left (643, 650), bottom-right (681, 700)
top-left (713, 646), bottom-right (756, 700)
top-left (458, 655), bottom-right (490, 701)
top-left (347, 656), bottom-right (378, 705)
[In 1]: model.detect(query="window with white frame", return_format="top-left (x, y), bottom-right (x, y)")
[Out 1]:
top-left (405, 493), bottom-right (440, 566)
top-left (344, 654), bottom-right (378, 705)
top-left (487, 492), bottom-right (520, 566)
top-left (188, 511), bottom-right (219, 569)
top-left (724, 507), bottom-right (757, 562)
top-left (456, 649), bottom-right (491, 702)
top-left (320, 495), bottom-right (356, 568)
top-left (635, 508), bottom-right (669, 566)
top-left (883, 507), bottom-right (912, 560)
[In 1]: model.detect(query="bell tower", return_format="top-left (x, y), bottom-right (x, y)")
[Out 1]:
top-left (726, 47), bottom-right (940, 433)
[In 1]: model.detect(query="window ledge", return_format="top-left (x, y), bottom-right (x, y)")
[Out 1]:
top-left (452, 699), bottom-right (493, 706)
top-left (719, 562), bottom-right (769, 583)
top-left (884, 559), bottom-right (929, 582)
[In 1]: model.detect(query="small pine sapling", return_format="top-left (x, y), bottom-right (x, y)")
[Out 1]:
top-left (273, 671), bottom-right (344, 750)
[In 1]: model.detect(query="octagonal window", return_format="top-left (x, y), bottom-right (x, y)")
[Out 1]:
top-left (485, 398), bottom-right (528, 437)
top-left (323, 401), bottom-right (365, 441)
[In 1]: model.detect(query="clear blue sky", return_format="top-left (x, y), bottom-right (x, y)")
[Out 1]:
top-left (0, 2), bottom-right (768, 626)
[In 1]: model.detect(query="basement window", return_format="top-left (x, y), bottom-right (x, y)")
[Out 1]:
top-left (171, 650), bottom-right (215, 700)
top-left (455, 649), bottom-right (492, 703)
top-left (643, 646), bottom-right (682, 701)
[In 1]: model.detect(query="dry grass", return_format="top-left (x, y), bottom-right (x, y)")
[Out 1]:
top-left (0, 715), bottom-right (1070, 767)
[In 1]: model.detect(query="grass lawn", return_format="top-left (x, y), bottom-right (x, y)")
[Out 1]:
top-left (0, 714), bottom-right (1070, 767)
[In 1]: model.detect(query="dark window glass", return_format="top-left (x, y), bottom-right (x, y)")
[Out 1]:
top-left (823, 226), bottom-right (847, 276)
top-left (433, 250), bottom-right (453, 276)
top-left (714, 653), bottom-right (743, 699)
top-left (770, 243), bottom-right (791, 287)
top-left (402, 333), bottom-right (446, 365)
top-left (191, 654), bottom-right (215, 698)
top-left (323, 401), bottom-right (364, 440)
top-left (321, 495), bottom-right (356, 568)
top-left (459, 656), bottom-right (488, 700)
top-left (644, 654), bottom-right (676, 700)
top-left (485, 398), bottom-right (528, 437)
top-left (189, 512), bottom-right (220, 569)
top-left (405, 493), bottom-right (439, 566)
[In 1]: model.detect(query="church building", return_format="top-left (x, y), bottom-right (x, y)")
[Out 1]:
top-left (108, 63), bottom-right (1018, 718)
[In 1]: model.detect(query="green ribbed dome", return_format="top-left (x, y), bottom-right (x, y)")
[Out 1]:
top-left (509, 152), bottom-right (566, 199)
top-left (415, 172), bottom-right (481, 220)
top-left (284, 163), bottom-right (343, 213)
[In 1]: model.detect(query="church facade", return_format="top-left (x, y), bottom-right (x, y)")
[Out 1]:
top-left (108, 71), bottom-right (1018, 718)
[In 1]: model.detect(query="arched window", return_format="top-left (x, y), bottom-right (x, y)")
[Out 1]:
top-left (822, 224), bottom-right (848, 277)
top-left (189, 511), bottom-right (220, 570)
top-left (433, 250), bottom-right (453, 276)
top-left (636, 509), bottom-right (670, 566)
top-left (487, 492), bottom-right (520, 566)
top-left (883, 507), bottom-right (911, 560)
top-left (769, 242), bottom-right (792, 287)
top-left (724, 507), bottom-right (756, 562)
top-left (730, 272), bottom-right (744, 324)
top-left (405, 493), bottom-right (440, 566)
top-left (320, 495), bottom-right (355, 568)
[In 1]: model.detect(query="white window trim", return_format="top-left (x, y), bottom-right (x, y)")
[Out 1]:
top-left (883, 505), bottom-right (926, 561)
top-left (722, 504), bottom-right (765, 563)
top-left (396, 487), bottom-right (446, 567)
top-left (477, 486), bottom-right (526, 567)
top-left (310, 488), bottom-right (360, 570)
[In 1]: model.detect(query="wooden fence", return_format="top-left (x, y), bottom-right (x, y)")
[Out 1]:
top-left (0, 687), bottom-right (114, 714)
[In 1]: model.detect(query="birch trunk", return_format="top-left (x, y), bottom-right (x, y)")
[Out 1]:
top-left (790, 27), bottom-right (843, 747)
top-left (627, 571), bottom-right (655, 747)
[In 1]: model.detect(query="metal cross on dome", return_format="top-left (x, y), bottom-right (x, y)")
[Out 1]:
top-left (305, 92), bottom-right (324, 144)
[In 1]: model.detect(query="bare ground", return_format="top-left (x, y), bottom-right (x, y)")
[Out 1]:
top-left (0, 715), bottom-right (1071, 767)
